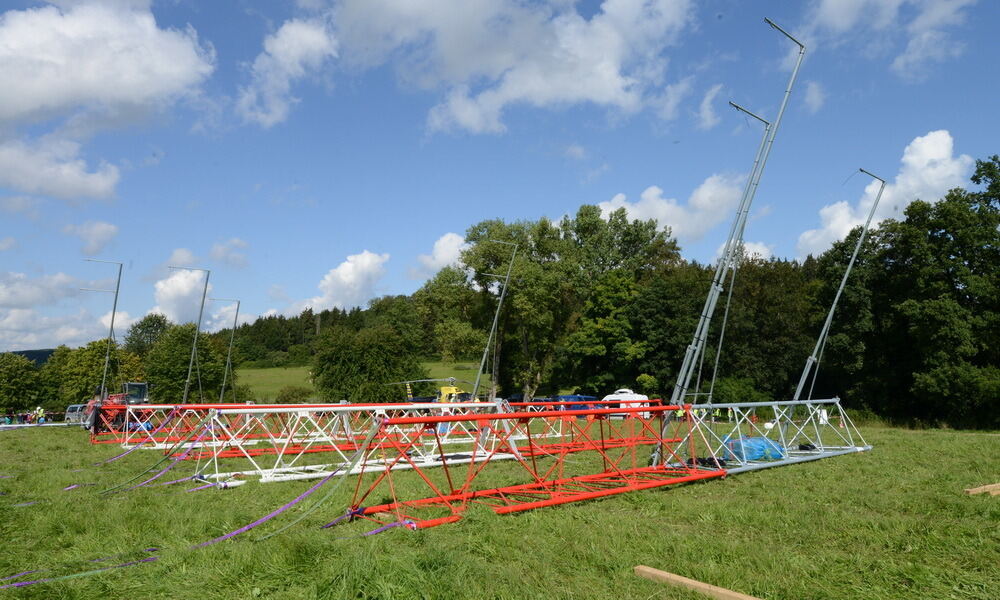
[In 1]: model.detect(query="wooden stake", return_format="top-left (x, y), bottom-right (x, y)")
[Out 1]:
top-left (964, 483), bottom-right (1000, 495)
top-left (634, 565), bottom-right (762, 600)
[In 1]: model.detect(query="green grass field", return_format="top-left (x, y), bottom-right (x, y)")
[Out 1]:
top-left (237, 366), bottom-right (314, 399)
top-left (0, 426), bottom-right (997, 599)
top-left (237, 362), bottom-right (489, 401)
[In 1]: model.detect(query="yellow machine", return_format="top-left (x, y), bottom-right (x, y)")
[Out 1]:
top-left (437, 386), bottom-right (463, 403)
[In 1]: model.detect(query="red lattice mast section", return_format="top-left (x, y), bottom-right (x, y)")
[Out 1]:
top-left (343, 403), bottom-right (725, 529)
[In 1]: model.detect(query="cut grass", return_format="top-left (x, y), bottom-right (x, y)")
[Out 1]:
top-left (1, 426), bottom-right (997, 599)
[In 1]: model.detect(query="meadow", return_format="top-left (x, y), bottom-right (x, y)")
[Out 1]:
top-left (0, 424), bottom-right (997, 599)
top-left (237, 362), bottom-right (488, 401)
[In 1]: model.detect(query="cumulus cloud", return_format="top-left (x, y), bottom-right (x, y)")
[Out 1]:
top-left (799, 0), bottom-right (975, 82)
top-left (797, 130), bottom-right (973, 257)
top-left (0, 271), bottom-right (81, 309)
top-left (0, 2), bottom-right (214, 123)
top-left (0, 307), bottom-right (102, 351)
top-left (209, 238), bottom-right (249, 268)
top-left (99, 309), bottom-right (137, 333)
top-left (63, 220), bottom-right (118, 254)
top-left (237, 18), bottom-right (338, 127)
top-left (150, 268), bottom-right (212, 324)
top-left (697, 83), bottom-right (723, 130)
top-left (0, 1), bottom-right (214, 199)
top-left (0, 139), bottom-right (119, 199)
top-left (205, 300), bottom-right (255, 333)
top-left (804, 80), bottom-right (825, 113)
top-left (329, 0), bottom-right (692, 134)
top-left (716, 240), bottom-right (773, 260)
top-left (0, 270), bottom-right (107, 349)
top-left (413, 232), bottom-right (467, 278)
top-left (0, 237), bottom-right (14, 251)
top-left (599, 173), bottom-right (744, 243)
top-left (286, 250), bottom-right (389, 314)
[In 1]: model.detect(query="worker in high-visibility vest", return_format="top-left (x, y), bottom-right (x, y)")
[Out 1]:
top-left (35, 406), bottom-right (45, 424)
top-left (675, 407), bottom-right (686, 420)
top-left (712, 408), bottom-right (722, 422)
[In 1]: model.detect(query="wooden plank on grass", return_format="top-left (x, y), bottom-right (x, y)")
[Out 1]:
top-left (634, 565), bottom-right (761, 600)
top-left (964, 482), bottom-right (1000, 495)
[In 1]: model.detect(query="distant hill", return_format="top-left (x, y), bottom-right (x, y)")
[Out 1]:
top-left (11, 349), bottom-right (55, 366)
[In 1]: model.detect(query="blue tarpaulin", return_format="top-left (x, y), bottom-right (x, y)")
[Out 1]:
top-left (722, 436), bottom-right (785, 461)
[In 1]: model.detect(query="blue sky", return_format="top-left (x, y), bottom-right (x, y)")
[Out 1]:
top-left (1, 0), bottom-right (997, 351)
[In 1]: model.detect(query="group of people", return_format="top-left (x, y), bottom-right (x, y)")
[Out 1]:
top-left (1, 407), bottom-right (47, 425)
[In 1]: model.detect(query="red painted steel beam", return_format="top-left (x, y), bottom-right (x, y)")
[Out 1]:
top-left (383, 404), bottom-right (686, 425)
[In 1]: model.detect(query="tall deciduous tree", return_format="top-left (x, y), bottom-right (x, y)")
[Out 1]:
top-left (0, 353), bottom-right (39, 412)
top-left (817, 156), bottom-right (1000, 427)
top-left (312, 325), bottom-right (428, 403)
top-left (463, 205), bottom-right (678, 399)
top-left (124, 313), bottom-right (172, 359)
top-left (145, 324), bottom-right (226, 403)
top-left (56, 341), bottom-right (144, 405)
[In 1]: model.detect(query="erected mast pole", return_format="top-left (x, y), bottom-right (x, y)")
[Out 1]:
top-left (210, 298), bottom-right (240, 403)
top-left (81, 259), bottom-right (123, 400)
top-left (668, 18), bottom-right (805, 408)
top-left (472, 241), bottom-right (517, 401)
top-left (169, 266), bottom-right (210, 404)
top-left (793, 169), bottom-right (886, 400)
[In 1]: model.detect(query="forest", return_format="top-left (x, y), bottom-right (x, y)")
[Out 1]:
top-left (1, 156), bottom-right (997, 429)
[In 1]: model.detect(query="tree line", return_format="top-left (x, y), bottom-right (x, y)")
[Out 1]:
top-left (1, 156), bottom-right (997, 428)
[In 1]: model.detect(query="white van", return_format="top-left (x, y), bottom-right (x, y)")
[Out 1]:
top-left (64, 404), bottom-right (87, 424)
top-left (601, 388), bottom-right (649, 419)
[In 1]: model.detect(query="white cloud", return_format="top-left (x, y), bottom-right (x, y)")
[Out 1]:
top-left (742, 241), bottom-right (773, 259)
top-left (286, 250), bottom-right (389, 314)
top-left (0, 195), bottom-right (42, 219)
top-left (413, 233), bottom-right (467, 278)
top-left (801, 0), bottom-right (975, 82)
top-left (209, 238), bottom-right (249, 268)
top-left (716, 240), bottom-right (773, 260)
top-left (63, 220), bottom-right (118, 254)
top-left (0, 237), bottom-right (14, 251)
top-left (599, 173), bottom-right (744, 243)
top-left (150, 268), bottom-right (212, 324)
top-left (332, 0), bottom-right (693, 134)
top-left (0, 272), bottom-right (81, 309)
top-left (0, 268), bottom-right (128, 350)
top-left (237, 18), bottom-right (338, 127)
top-left (99, 309), bottom-right (136, 333)
top-left (0, 307), bottom-right (102, 351)
top-left (804, 80), bottom-right (825, 113)
top-left (0, 1), bottom-right (214, 200)
top-left (0, 2), bottom-right (214, 124)
top-left (697, 83), bottom-right (723, 130)
top-left (205, 301), bottom-right (255, 333)
top-left (797, 129), bottom-right (973, 257)
top-left (654, 76), bottom-right (693, 120)
top-left (167, 248), bottom-right (198, 267)
top-left (890, 29), bottom-right (964, 81)
top-left (0, 139), bottom-right (119, 199)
